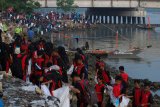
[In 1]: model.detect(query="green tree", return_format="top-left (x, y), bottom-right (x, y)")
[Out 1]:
top-left (56, 0), bottom-right (76, 12)
top-left (0, 0), bottom-right (41, 13)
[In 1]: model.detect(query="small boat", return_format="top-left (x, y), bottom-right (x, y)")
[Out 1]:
top-left (137, 25), bottom-right (155, 30)
top-left (86, 49), bottom-right (109, 56)
top-left (108, 48), bottom-right (142, 59)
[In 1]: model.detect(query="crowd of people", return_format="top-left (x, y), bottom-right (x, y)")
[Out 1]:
top-left (0, 11), bottom-right (154, 107)
top-left (1, 11), bottom-right (92, 38)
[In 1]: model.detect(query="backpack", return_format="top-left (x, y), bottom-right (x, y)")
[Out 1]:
top-left (79, 80), bottom-right (91, 104)
top-left (11, 54), bottom-right (27, 79)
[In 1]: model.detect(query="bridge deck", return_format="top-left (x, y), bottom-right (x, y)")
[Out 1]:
top-left (36, 0), bottom-right (160, 8)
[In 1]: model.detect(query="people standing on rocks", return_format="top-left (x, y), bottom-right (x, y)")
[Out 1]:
top-left (140, 82), bottom-right (153, 107)
top-left (132, 79), bottom-right (142, 107)
top-left (95, 76), bottom-right (105, 107)
top-left (97, 62), bottom-right (111, 85)
top-left (95, 55), bottom-right (102, 73)
top-left (70, 73), bottom-right (89, 107)
top-left (119, 66), bottom-right (128, 94)
top-left (72, 55), bottom-right (86, 80)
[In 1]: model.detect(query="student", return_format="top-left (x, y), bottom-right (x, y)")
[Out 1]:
top-left (119, 66), bottom-right (128, 83)
top-left (51, 48), bottom-right (63, 75)
top-left (11, 47), bottom-right (28, 80)
top-left (41, 62), bottom-right (62, 96)
top-left (32, 50), bottom-right (45, 86)
top-left (70, 73), bottom-right (89, 107)
top-left (113, 76), bottom-right (123, 98)
top-left (58, 46), bottom-right (69, 83)
top-left (95, 76), bottom-right (105, 107)
top-left (140, 82), bottom-right (153, 107)
top-left (73, 56), bottom-right (86, 80)
top-left (95, 55), bottom-right (102, 72)
top-left (97, 62), bottom-right (111, 85)
top-left (132, 79), bottom-right (142, 107)
top-left (119, 66), bottom-right (128, 94)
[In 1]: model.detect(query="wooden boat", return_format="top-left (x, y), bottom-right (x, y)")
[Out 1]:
top-left (137, 25), bottom-right (155, 30)
top-left (86, 49), bottom-right (109, 56)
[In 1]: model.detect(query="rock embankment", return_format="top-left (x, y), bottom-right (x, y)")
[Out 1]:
top-left (1, 75), bottom-right (60, 107)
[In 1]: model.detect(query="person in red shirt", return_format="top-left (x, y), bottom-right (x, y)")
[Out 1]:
top-left (119, 66), bottom-right (128, 94)
top-left (73, 56), bottom-right (86, 80)
top-left (132, 79), bottom-right (142, 107)
top-left (95, 55), bottom-right (102, 72)
top-left (113, 76), bottom-right (123, 98)
top-left (95, 76), bottom-right (105, 107)
top-left (140, 82), bottom-right (153, 107)
top-left (119, 66), bottom-right (128, 83)
top-left (97, 62), bottom-right (111, 85)
top-left (31, 50), bottom-right (45, 86)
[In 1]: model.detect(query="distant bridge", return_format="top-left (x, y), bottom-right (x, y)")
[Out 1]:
top-left (36, 0), bottom-right (160, 8)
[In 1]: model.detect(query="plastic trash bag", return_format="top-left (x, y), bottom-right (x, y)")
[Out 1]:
top-left (27, 59), bottom-right (32, 75)
top-left (106, 85), bottom-right (119, 107)
top-left (45, 65), bottom-right (60, 73)
top-left (119, 96), bottom-right (130, 107)
top-left (41, 85), bottom-right (51, 96)
top-left (53, 86), bottom-right (70, 107)
top-left (67, 65), bottom-right (74, 75)
top-left (110, 77), bottom-right (115, 85)
top-left (49, 65), bottom-right (60, 71)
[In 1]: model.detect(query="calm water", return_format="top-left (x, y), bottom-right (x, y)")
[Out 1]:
top-left (51, 8), bottom-right (160, 82)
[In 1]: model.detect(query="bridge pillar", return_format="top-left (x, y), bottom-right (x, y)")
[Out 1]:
top-left (122, 16), bottom-right (127, 24)
top-left (99, 16), bottom-right (102, 23)
top-left (91, 15), bottom-right (94, 23)
top-left (132, 17), bottom-right (136, 24)
top-left (142, 17), bottom-right (146, 24)
top-left (96, 15), bottom-right (98, 23)
top-left (103, 16), bottom-right (105, 24)
top-left (127, 16), bottom-right (131, 24)
top-left (118, 16), bottom-right (121, 24)
top-left (137, 17), bottom-right (141, 24)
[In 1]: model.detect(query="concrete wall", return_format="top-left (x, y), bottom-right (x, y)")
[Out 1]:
top-left (36, 0), bottom-right (160, 8)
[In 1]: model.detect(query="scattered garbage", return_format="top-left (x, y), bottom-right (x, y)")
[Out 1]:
top-left (1, 77), bottom-right (60, 107)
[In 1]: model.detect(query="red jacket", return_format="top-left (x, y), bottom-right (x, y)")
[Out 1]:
top-left (133, 87), bottom-right (141, 106)
top-left (35, 58), bottom-right (44, 68)
top-left (141, 91), bottom-right (151, 107)
top-left (95, 84), bottom-right (105, 102)
top-left (113, 83), bottom-right (121, 98)
top-left (102, 70), bottom-right (110, 84)
top-left (74, 63), bottom-right (85, 78)
top-left (120, 72), bottom-right (128, 83)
